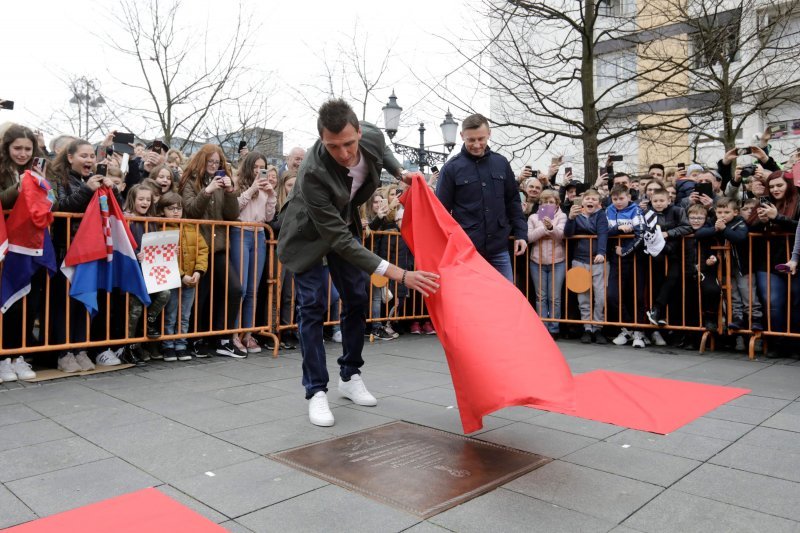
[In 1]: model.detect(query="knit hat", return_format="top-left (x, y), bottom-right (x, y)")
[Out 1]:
top-left (686, 163), bottom-right (704, 176)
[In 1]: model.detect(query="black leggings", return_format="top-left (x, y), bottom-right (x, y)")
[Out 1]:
top-left (196, 251), bottom-right (243, 333)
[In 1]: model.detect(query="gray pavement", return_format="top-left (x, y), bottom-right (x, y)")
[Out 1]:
top-left (1, 335), bottom-right (799, 532)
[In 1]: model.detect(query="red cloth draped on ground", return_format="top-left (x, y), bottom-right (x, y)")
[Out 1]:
top-left (399, 174), bottom-right (575, 433)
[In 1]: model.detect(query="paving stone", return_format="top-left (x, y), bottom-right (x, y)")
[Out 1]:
top-left (166, 404), bottom-right (280, 434)
top-left (155, 484), bottom-right (228, 523)
top-left (0, 404), bottom-right (43, 427)
top-left (665, 358), bottom-right (767, 385)
top-left (134, 393), bottom-right (232, 417)
top-left (490, 405), bottom-right (546, 422)
top-left (214, 416), bottom-right (336, 455)
top-left (398, 386), bottom-right (458, 407)
top-left (430, 487), bottom-right (614, 533)
top-left (761, 402), bottom-right (800, 432)
top-left (218, 521), bottom-right (254, 532)
top-left (726, 394), bottom-right (791, 411)
top-left (210, 384), bottom-right (289, 405)
top-left (6, 457), bottom-right (159, 517)
top-left (703, 404), bottom-right (776, 425)
top-left (171, 374), bottom-right (251, 393)
top-left (505, 460), bottom-right (662, 523)
top-left (364, 369), bottom-right (453, 395)
top-left (0, 419), bottom-right (74, 453)
top-left (171, 457), bottom-right (327, 518)
top-left (623, 488), bottom-right (798, 533)
top-left (236, 484), bottom-right (420, 532)
top-left (673, 463), bottom-right (800, 521)
top-left (80, 374), bottom-right (156, 392)
top-left (137, 366), bottom-right (218, 383)
top-left (564, 441), bottom-right (701, 487)
top-left (326, 406), bottom-right (395, 436)
top-left (101, 382), bottom-right (180, 403)
top-left (478, 421), bottom-right (597, 459)
top-left (400, 521), bottom-right (453, 533)
top-left (604, 354), bottom-right (711, 377)
top-left (732, 365), bottom-right (800, 400)
top-left (0, 485), bottom-right (37, 529)
top-left (82, 418), bottom-right (203, 455)
top-left (605, 429), bottom-right (730, 462)
top-left (51, 403), bottom-right (160, 435)
top-left (677, 416), bottom-right (754, 442)
top-left (114, 435), bottom-right (257, 484)
top-left (525, 411), bottom-right (626, 440)
top-left (0, 436), bottom-right (111, 483)
top-left (709, 442), bottom-right (800, 483)
top-left (26, 389), bottom-right (128, 418)
top-left (738, 426), bottom-right (800, 454)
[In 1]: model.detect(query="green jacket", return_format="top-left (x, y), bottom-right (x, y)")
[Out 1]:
top-left (277, 122), bottom-right (401, 274)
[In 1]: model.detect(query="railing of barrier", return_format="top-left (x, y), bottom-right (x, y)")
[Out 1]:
top-left (0, 213), bottom-right (279, 357)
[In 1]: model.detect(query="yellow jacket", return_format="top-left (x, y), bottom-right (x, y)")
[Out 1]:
top-left (167, 222), bottom-right (209, 276)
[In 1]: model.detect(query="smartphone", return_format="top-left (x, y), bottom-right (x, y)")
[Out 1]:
top-left (95, 164), bottom-right (108, 176)
top-left (775, 263), bottom-right (792, 274)
top-left (538, 204), bottom-right (557, 221)
top-left (610, 154), bottom-right (624, 162)
top-left (31, 157), bottom-right (46, 175)
top-left (564, 167), bottom-right (573, 175)
top-left (677, 162), bottom-right (686, 170)
top-left (431, 165), bottom-right (439, 173)
top-left (151, 140), bottom-right (166, 154)
top-left (238, 140), bottom-right (247, 151)
top-left (113, 131), bottom-right (135, 145)
top-left (531, 170), bottom-right (539, 178)
top-left (214, 170), bottom-right (226, 178)
top-left (0, 100), bottom-right (14, 110)
top-left (759, 196), bottom-right (771, 205)
top-left (695, 182), bottom-right (713, 198)
top-left (258, 169), bottom-right (268, 179)
top-left (106, 146), bottom-right (114, 157)
top-left (737, 147), bottom-right (753, 156)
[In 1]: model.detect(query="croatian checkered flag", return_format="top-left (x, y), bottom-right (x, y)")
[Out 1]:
top-left (642, 210), bottom-right (665, 256)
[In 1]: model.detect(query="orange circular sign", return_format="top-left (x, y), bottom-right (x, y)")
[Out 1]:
top-left (566, 267), bottom-right (592, 293)
top-left (371, 273), bottom-right (389, 288)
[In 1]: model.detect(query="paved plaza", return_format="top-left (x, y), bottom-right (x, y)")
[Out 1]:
top-left (1, 336), bottom-right (799, 532)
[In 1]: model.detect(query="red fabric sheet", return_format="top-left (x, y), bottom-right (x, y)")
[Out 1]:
top-left (534, 370), bottom-right (750, 434)
top-left (400, 175), bottom-right (749, 435)
top-left (400, 175), bottom-right (576, 433)
top-left (6, 488), bottom-right (226, 533)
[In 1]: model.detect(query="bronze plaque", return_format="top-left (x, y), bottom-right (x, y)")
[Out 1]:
top-left (269, 421), bottom-right (550, 518)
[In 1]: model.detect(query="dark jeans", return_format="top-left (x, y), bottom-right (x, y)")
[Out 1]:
top-left (196, 251), bottom-right (243, 333)
top-left (294, 250), bottom-right (368, 399)
top-left (756, 271), bottom-right (800, 333)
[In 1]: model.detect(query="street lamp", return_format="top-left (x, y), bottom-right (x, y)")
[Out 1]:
top-left (69, 77), bottom-right (105, 139)
top-left (381, 91), bottom-right (458, 173)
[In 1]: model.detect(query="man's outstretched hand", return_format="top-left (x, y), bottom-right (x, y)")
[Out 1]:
top-left (404, 270), bottom-right (440, 297)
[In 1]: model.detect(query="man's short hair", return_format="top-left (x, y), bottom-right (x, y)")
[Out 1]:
top-left (461, 113), bottom-right (489, 131)
top-left (612, 172), bottom-right (630, 185)
top-left (582, 188), bottom-right (600, 199)
top-left (687, 204), bottom-right (708, 216)
top-left (317, 98), bottom-right (359, 136)
top-left (610, 185), bottom-right (630, 198)
top-left (650, 188), bottom-right (669, 199)
top-left (715, 197), bottom-right (738, 211)
top-left (648, 163), bottom-right (665, 172)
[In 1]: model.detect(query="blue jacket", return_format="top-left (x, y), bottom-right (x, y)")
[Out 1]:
top-left (564, 209), bottom-right (608, 263)
top-left (606, 202), bottom-right (645, 256)
top-left (436, 145), bottom-right (527, 257)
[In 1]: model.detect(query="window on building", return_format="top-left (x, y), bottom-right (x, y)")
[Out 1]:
top-left (595, 50), bottom-right (637, 90)
top-left (691, 19), bottom-right (741, 68)
top-left (599, 0), bottom-right (634, 17)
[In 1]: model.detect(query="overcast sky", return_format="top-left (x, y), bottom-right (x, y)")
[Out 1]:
top-left (0, 0), bottom-right (485, 154)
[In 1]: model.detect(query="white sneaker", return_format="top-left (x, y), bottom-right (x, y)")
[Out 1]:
top-left (75, 351), bottom-right (95, 371)
top-left (651, 331), bottom-right (667, 346)
top-left (612, 328), bottom-right (632, 346)
top-left (96, 349), bottom-right (122, 366)
top-left (12, 357), bottom-right (36, 380)
top-left (308, 391), bottom-right (334, 427)
top-left (338, 374), bottom-right (377, 406)
top-left (0, 358), bottom-right (17, 382)
top-left (332, 330), bottom-right (342, 343)
top-left (632, 331), bottom-right (646, 349)
top-left (58, 352), bottom-right (82, 373)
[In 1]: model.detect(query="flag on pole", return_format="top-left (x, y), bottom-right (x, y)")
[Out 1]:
top-left (61, 187), bottom-right (150, 317)
top-left (399, 173), bottom-right (574, 433)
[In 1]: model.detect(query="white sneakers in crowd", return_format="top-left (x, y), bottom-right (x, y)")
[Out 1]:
top-left (0, 357), bottom-right (36, 382)
top-left (309, 374), bottom-right (379, 427)
top-left (58, 351), bottom-right (96, 373)
top-left (612, 328), bottom-right (666, 349)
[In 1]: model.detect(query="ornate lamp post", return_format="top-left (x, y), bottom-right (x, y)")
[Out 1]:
top-left (68, 77), bottom-right (105, 139)
top-left (382, 91), bottom-right (458, 173)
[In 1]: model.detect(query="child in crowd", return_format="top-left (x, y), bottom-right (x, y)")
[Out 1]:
top-left (714, 197), bottom-right (762, 335)
top-left (680, 204), bottom-right (722, 350)
top-left (159, 192), bottom-right (208, 362)
top-left (605, 185), bottom-right (650, 348)
top-left (121, 184), bottom-right (171, 366)
top-left (644, 188), bottom-right (692, 327)
top-left (565, 189), bottom-right (608, 344)
top-left (366, 188), bottom-right (400, 340)
top-left (527, 189), bottom-right (567, 339)
top-left (149, 164), bottom-right (174, 195)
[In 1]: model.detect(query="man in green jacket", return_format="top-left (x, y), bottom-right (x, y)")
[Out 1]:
top-left (278, 99), bottom-right (440, 427)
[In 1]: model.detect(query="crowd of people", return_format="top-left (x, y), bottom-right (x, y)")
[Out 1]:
top-left (0, 111), bottom-right (798, 388)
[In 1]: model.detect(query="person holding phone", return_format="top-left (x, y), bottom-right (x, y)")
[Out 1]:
top-left (179, 144), bottom-right (244, 358)
top-left (527, 189), bottom-right (566, 339)
top-left (229, 152), bottom-right (277, 354)
top-left (746, 171), bottom-right (800, 351)
top-left (435, 113), bottom-right (527, 282)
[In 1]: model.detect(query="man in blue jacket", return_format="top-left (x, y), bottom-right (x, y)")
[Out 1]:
top-left (436, 114), bottom-right (527, 282)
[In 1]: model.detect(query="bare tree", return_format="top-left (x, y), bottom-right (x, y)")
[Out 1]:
top-left (103, 0), bottom-right (261, 150)
top-left (421, 0), bottom-right (698, 182)
top-left (642, 0), bottom-right (800, 152)
top-left (42, 76), bottom-right (118, 141)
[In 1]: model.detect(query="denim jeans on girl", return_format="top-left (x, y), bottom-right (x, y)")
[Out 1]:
top-left (163, 286), bottom-right (196, 351)
top-left (229, 228), bottom-right (267, 329)
top-left (529, 261), bottom-right (565, 333)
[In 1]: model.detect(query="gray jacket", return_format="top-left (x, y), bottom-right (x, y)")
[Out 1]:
top-left (277, 122), bottom-right (401, 274)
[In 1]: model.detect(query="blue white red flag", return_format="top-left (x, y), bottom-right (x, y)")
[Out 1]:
top-left (61, 187), bottom-right (150, 317)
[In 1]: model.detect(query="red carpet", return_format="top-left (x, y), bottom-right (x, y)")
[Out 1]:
top-left (6, 488), bottom-right (225, 533)
top-left (531, 370), bottom-right (750, 434)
